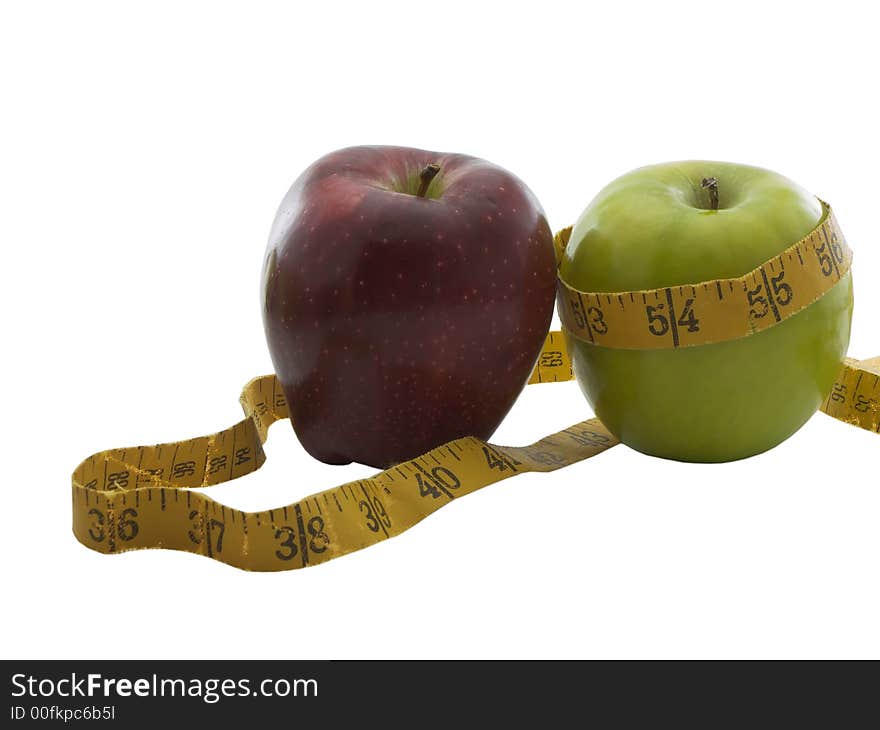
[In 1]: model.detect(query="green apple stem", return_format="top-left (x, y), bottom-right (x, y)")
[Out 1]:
top-left (416, 163), bottom-right (441, 198)
top-left (701, 177), bottom-right (720, 210)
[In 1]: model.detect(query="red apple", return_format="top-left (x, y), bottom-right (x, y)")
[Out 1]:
top-left (261, 145), bottom-right (556, 468)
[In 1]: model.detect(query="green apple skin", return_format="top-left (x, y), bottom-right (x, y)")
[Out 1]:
top-left (560, 161), bottom-right (854, 462)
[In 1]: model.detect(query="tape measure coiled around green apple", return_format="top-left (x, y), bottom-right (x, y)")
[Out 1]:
top-left (71, 205), bottom-right (879, 571)
top-left (556, 202), bottom-right (852, 350)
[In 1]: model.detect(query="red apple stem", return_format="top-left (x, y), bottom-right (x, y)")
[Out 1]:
top-left (416, 163), bottom-right (441, 198)
top-left (701, 177), bottom-right (720, 210)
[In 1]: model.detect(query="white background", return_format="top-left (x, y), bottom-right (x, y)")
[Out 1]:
top-left (2, 0), bottom-right (878, 659)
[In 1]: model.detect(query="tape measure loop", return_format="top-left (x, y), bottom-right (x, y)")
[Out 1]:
top-left (70, 332), bottom-right (619, 571)
top-left (71, 329), bottom-right (880, 570)
top-left (557, 202), bottom-right (853, 350)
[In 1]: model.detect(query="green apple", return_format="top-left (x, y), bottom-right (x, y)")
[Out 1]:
top-left (560, 161), bottom-right (854, 462)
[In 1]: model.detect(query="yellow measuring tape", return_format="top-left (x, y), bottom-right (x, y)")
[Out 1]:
top-left (71, 207), bottom-right (878, 571)
top-left (70, 332), bottom-right (616, 570)
top-left (556, 203), bottom-right (852, 349)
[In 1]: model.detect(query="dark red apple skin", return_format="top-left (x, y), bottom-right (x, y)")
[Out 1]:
top-left (261, 146), bottom-right (556, 468)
